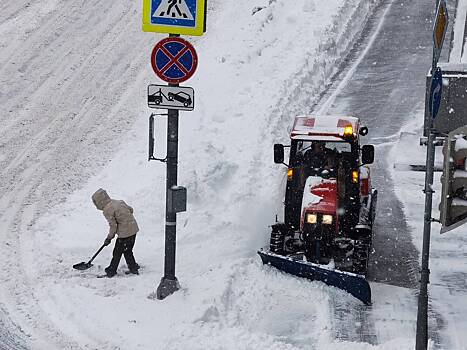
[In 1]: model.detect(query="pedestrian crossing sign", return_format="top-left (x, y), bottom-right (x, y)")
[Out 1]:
top-left (143, 0), bottom-right (207, 36)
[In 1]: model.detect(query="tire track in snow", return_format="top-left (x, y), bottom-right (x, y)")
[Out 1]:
top-left (259, 0), bottom-right (429, 346)
top-left (316, 0), bottom-right (446, 347)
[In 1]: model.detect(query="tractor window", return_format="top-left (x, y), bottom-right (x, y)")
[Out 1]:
top-left (292, 140), bottom-right (354, 174)
top-left (296, 141), bottom-right (351, 156)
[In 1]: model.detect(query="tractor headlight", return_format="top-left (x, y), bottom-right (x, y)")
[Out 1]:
top-left (306, 213), bottom-right (317, 224)
top-left (322, 215), bottom-right (333, 225)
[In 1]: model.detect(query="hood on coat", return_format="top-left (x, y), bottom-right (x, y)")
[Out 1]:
top-left (92, 188), bottom-right (111, 210)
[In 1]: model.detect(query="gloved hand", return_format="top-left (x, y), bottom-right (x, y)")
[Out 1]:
top-left (104, 238), bottom-right (112, 246)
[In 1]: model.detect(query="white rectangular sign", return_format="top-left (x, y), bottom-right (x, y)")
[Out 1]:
top-left (148, 84), bottom-right (195, 111)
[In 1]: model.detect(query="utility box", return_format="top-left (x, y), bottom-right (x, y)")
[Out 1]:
top-left (168, 186), bottom-right (187, 213)
top-left (426, 63), bottom-right (467, 135)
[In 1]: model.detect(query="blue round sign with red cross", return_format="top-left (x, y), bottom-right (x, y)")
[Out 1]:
top-left (151, 37), bottom-right (198, 84)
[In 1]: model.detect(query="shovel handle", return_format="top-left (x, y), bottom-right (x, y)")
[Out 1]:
top-left (87, 243), bottom-right (107, 264)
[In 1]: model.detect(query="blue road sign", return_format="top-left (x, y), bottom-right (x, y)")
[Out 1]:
top-left (142, 0), bottom-right (206, 36)
top-left (429, 67), bottom-right (443, 119)
top-left (151, 37), bottom-right (198, 84)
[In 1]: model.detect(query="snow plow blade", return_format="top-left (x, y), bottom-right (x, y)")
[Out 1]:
top-left (258, 249), bottom-right (371, 304)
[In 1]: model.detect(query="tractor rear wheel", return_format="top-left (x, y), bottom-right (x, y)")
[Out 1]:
top-left (352, 240), bottom-right (369, 275)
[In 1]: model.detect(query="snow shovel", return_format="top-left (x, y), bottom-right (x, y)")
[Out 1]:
top-left (73, 243), bottom-right (106, 270)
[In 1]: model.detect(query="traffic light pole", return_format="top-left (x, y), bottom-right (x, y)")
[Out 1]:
top-left (156, 34), bottom-right (181, 300)
top-left (415, 125), bottom-right (436, 350)
top-left (416, 40), bottom-right (442, 349)
top-left (416, 1), bottom-right (448, 345)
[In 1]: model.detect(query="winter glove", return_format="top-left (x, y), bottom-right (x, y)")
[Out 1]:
top-left (104, 238), bottom-right (112, 246)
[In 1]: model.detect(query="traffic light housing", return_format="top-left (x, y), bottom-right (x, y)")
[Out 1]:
top-left (440, 126), bottom-right (467, 233)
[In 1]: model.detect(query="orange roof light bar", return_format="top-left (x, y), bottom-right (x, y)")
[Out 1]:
top-left (344, 125), bottom-right (354, 137)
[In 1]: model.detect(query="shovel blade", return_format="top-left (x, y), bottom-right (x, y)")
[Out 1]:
top-left (73, 262), bottom-right (93, 270)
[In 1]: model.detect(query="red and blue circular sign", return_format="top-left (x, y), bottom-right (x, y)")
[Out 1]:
top-left (151, 37), bottom-right (198, 84)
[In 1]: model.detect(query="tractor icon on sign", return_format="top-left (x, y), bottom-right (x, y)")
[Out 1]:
top-left (148, 88), bottom-right (166, 105)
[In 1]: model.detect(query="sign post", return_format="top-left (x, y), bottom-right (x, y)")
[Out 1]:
top-left (416, 1), bottom-right (448, 349)
top-left (143, 0), bottom-right (205, 301)
top-left (153, 35), bottom-right (198, 300)
top-left (157, 77), bottom-right (182, 299)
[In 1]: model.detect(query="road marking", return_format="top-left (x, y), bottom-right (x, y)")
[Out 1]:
top-left (317, 1), bottom-right (394, 115)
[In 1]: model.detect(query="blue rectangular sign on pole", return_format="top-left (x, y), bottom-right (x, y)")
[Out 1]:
top-left (429, 67), bottom-right (443, 119)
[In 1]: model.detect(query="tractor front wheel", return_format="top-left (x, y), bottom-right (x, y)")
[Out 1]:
top-left (352, 240), bottom-right (369, 275)
top-left (269, 223), bottom-right (287, 255)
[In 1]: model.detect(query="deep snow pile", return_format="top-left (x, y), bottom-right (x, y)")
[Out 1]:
top-left (3, 0), bottom-right (419, 349)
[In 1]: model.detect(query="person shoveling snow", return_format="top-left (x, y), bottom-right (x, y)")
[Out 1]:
top-left (91, 188), bottom-right (140, 277)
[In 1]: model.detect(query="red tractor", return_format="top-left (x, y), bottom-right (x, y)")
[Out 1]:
top-left (258, 116), bottom-right (377, 304)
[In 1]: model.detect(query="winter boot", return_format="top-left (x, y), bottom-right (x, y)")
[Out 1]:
top-left (125, 263), bottom-right (140, 275)
top-left (104, 267), bottom-right (117, 278)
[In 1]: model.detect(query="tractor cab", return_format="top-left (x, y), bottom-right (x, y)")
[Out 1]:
top-left (274, 116), bottom-right (374, 234)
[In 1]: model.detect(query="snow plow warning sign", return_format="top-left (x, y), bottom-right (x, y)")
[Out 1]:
top-left (142, 0), bottom-right (207, 36)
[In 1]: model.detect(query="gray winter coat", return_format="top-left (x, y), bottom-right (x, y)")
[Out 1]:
top-left (92, 189), bottom-right (139, 240)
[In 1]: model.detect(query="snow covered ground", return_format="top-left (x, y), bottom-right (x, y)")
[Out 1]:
top-left (1, 0), bottom-right (463, 349)
top-left (28, 1), bottom-right (390, 348)
top-left (391, 115), bottom-right (467, 350)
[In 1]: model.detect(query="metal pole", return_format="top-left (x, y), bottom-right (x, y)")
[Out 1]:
top-left (156, 34), bottom-right (181, 300)
top-left (415, 129), bottom-right (436, 350)
top-left (415, 55), bottom-right (437, 349)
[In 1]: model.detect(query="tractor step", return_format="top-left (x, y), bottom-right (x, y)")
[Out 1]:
top-left (258, 249), bottom-right (371, 304)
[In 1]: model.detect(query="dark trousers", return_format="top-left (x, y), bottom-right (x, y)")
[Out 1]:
top-left (106, 235), bottom-right (138, 274)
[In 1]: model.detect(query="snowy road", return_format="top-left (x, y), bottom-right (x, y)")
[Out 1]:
top-left (317, 0), bottom-right (448, 347)
top-left (321, 0), bottom-right (431, 288)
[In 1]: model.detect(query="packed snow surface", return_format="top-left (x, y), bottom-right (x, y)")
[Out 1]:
top-left (0, 0), bottom-right (452, 349)
top-left (391, 118), bottom-right (467, 349)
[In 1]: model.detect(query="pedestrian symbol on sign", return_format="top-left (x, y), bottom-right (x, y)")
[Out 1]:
top-left (151, 0), bottom-right (196, 27)
top-left (154, 0), bottom-right (194, 20)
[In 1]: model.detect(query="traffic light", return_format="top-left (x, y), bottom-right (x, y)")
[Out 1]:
top-left (440, 126), bottom-right (467, 233)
